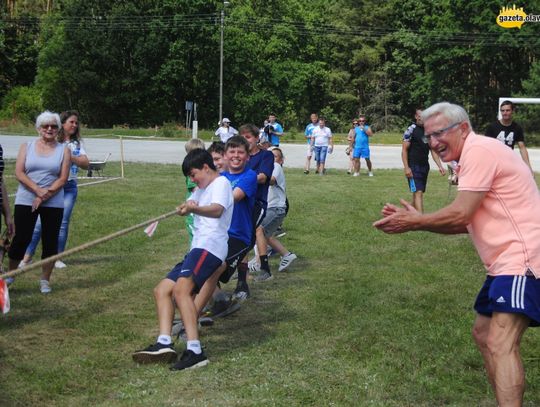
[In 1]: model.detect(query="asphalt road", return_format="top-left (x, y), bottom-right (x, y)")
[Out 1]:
top-left (2, 134), bottom-right (540, 172)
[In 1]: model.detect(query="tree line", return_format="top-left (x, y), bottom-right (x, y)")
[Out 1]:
top-left (1, 0), bottom-right (540, 133)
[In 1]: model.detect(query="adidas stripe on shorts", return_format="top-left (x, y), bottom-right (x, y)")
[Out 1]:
top-left (474, 274), bottom-right (540, 327)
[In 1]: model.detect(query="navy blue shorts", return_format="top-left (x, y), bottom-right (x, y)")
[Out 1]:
top-left (474, 275), bottom-right (540, 327)
top-left (409, 164), bottom-right (429, 192)
top-left (166, 248), bottom-right (223, 293)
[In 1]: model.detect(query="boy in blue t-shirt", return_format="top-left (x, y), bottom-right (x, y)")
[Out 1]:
top-left (235, 124), bottom-right (275, 298)
top-left (218, 136), bottom-right (257, 284)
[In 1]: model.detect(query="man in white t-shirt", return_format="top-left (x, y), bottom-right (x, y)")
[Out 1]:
top-left (215, 118), bottom-right (239, 143)
top-left (309, 117), bottom-right (333, 175)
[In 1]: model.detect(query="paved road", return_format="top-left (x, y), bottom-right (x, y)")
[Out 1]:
top-left (2, 134), bottom-right (540, 171)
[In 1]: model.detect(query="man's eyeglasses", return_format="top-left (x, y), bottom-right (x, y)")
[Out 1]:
top-left (425, 122), bottom-right (461, 140)
top-left (41, 124), bottom-right (59, 130)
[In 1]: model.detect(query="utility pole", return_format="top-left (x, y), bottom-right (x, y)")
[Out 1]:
top-left (219, 1), bottom-right (230, 124)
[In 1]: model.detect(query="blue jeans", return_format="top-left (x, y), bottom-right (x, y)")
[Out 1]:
top-left (25, 179), bottom-right (78, 256)
top-left (314, 146), bottom-right (328, 163)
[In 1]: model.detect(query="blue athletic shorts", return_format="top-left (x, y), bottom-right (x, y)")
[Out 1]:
top-left (314, 146), bottom-right (328, 163)
top-left (353, 146), bottom-right (370, 159)
top-left (166, 248), bottom-right (223, 293)
top-left (408, 164), bottom-right (430, 192)
top-left (474, 275), bottom-right (540, 327)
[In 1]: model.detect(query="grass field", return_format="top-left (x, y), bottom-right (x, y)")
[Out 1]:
top-left (1, 161), bottom-right (540, 406)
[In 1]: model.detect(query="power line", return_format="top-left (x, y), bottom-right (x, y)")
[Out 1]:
top-left (1, 13), bottom-right (538, 48)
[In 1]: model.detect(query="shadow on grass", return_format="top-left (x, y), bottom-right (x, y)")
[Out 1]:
top-left (205, 282), bottom-right (298, 358)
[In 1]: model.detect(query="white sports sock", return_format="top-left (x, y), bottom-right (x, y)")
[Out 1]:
top-left (157, 335), bottom-right (172, 345)
top-left (187, 340), bottom-right (202, 354)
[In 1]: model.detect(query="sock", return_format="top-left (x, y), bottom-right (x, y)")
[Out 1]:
top-left (259, 255), bottom-right (269, 271)
top-left (238, 262), bottom-right (248, 283)
top-left (187, 340), bottom-right (202, 355)
top-left (157, 334), bottom-right (172, 345)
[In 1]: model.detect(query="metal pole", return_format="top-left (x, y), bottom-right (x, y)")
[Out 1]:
top-left (219, 7), bottom-right (224, 124)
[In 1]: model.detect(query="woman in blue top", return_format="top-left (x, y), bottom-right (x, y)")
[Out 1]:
top-left (8, 111), bottom-right (71, 293)
top-left (21, 111), bottom-right (89, 270)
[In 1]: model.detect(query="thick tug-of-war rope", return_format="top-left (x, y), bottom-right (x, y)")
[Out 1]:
top-left (0, 209), bottom-right (179, 280)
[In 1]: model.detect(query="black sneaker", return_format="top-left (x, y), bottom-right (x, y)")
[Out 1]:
top-left (233, 281), bottom-right (250, 302)
top-left (170, 350), bottom-right (209, 371)
top-left (132, 342), bottom-right (177, 364)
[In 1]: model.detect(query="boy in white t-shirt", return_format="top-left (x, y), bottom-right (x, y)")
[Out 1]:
top-left (133, 149), bottom-right (233, 371)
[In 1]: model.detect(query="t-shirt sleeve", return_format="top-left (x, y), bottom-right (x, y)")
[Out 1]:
top-left (274, 164), bottom-right (285, 190)
top-left (215, 128), bottom-right (220, 136)
top-left (276, 124), bottom-right (284, 133)
top-left (210, 177), bottom-right (233, 209)
top-left (189, 188), bottom-right (201, 203)
top-left (327, 127), bottom-right (332, 137)
top-left (261, 152), bottom-right (274, 179)
top-left (514, 124), bottom-right (524, 143)
top-left (484, 123), bottom-right (495, 138)
top-left (458, 145), bottom-right (498, 192)
top-left (403, 124), bottom-right (415, 142)
top-left (236, 170), bottom-right (257, 198)
top-left (78, 141), bottom-right (87, 156)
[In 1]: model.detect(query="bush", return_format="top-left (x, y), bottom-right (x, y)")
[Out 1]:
top-left (0, 86), bottom-right (43, 124)
top-left (158, 122), bottom-right (179, 138)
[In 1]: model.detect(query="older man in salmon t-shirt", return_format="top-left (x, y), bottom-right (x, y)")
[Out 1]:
top-left (374, 102), bottom-right (540, 407)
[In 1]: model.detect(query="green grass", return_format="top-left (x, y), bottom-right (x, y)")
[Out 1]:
top-left (1, 162), bottom-right (540, 406)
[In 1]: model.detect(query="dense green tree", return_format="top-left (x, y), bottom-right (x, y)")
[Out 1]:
top-left (1, 0), bottom-right (540, 130)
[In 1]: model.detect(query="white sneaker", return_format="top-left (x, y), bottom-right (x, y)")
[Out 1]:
top-left (39, 279), bottom-right (52, 294)
top-left (353, 172), bottom-right (359, 177)
top-left (368, 172), bottom-right (374, 177)
top-left (18, 260), bottom-right (32, 268)
top-left (278, 253), bottom-right (297, 272)
top-left (248, 260), bottom-right (260, 274)
top-left (55, 260), bottom-right (67, 269)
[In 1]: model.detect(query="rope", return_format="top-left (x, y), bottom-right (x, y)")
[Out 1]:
top-left (0, 209), bottom-right (179, 280)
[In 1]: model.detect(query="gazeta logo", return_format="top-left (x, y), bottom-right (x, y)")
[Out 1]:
top-left (497, 5), bottom-right (527, 28)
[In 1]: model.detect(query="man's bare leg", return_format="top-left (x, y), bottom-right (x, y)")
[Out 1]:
top-left (487, 312), bottom-right (529, 407)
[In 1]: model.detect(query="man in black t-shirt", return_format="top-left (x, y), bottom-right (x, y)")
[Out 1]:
top-left (485, 100), bottom-right (532, 172)
top-left (401, 108), bottom-right (446, 213)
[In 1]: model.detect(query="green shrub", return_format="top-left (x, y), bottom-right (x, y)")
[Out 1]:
top-left (0, 86), bottom-right (43, 124)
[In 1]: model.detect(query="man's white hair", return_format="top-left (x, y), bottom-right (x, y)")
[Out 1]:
top-left (421, 102), bottom-right (471, 129)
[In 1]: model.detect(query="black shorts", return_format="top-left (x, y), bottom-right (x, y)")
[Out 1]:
top-left (249, 201), bottom-right (266, 249)
top-left (409, 164), bottom-right (430, 192)
top-left (219, 237), bottom-right (251, 284)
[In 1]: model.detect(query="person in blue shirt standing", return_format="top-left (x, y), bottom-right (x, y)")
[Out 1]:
top-left (303, 113), bottom-right (318, 174)
top-left (266, 114), bottom-right (284, 147)
top-left (235, 124), bottom-right (275, 295)
top-left (352, 115), bottom-right (374, 177)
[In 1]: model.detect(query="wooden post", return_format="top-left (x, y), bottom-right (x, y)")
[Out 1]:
top-left (120, 136), bottom-right (125, 178)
